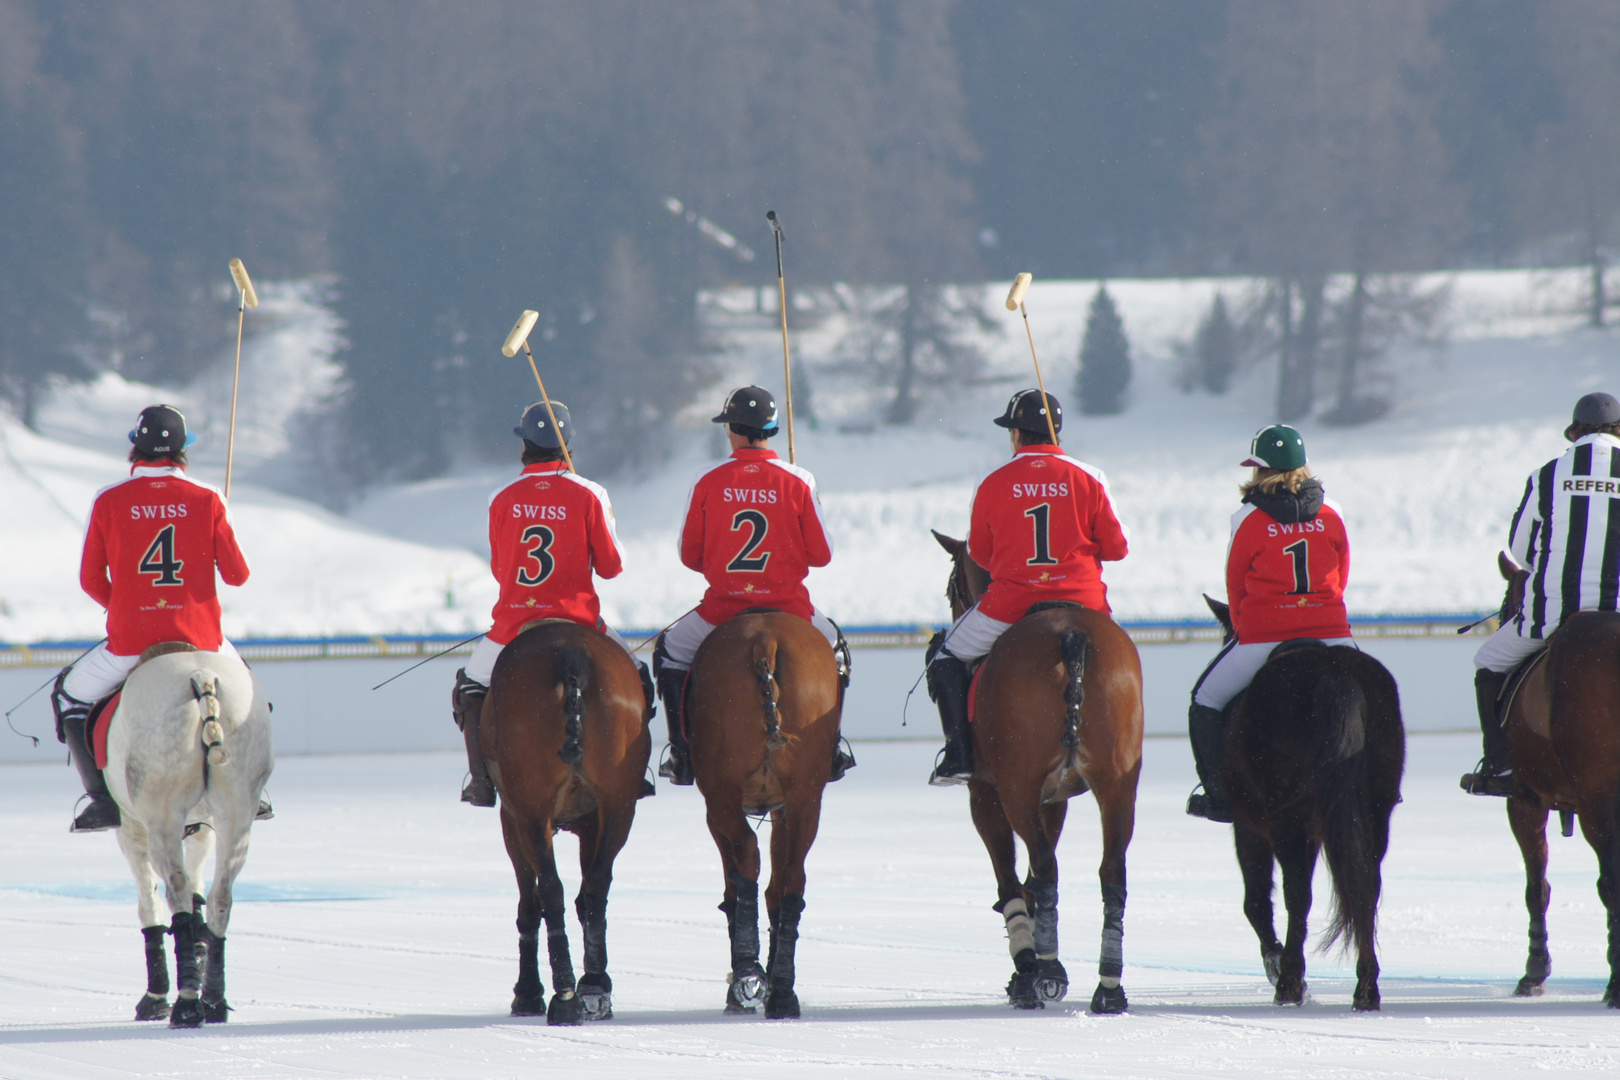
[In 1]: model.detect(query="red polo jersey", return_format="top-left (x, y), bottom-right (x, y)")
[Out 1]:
top-left (967, 445), bottom-right (1129, 622)
top-left (79, 464), bottom-right (250, 655)
top-left (679, 447), bottom-right (832, 622)
top-left (1226, 499), bottom-right (1351, 644)
top-left (487, 462), bottom-right (625, 645)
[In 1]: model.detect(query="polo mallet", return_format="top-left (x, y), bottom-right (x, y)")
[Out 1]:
top-left (1006, 272), bottom-right (1059, 447)
top-left (502, 309), bottom-right (574, 473)
top-left (766, 210), bottom-right (796, 463)
top-left (225, 258), bottom-right (259, 498)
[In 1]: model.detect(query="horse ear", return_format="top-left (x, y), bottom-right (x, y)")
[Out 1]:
top-left (1203, 593), bottom-right (1234, 638)
top-left (931, 529), bottom-right (964, 556)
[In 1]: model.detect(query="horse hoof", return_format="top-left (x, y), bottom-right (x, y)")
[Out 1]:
top-left (578, 974), bottom-right (613, 1021)
top-left (1273, 978), bottom-right (1306, 1006)
top-left (1036, 959), bottom-right (1068, 1003)
top-left (728, 965), bottom-right (767, 1012)
top-left (764, 986), bottom-right (800, 1020)
top-left (134, 993), bottom-right (170, 1021)
top-left (168, 996), bottom-right (205, 1029)
top-left (1006, 972), bottom-right (1044, 1010)
top-left (1352, 989), bottom-right (1380, 1012)
top-left (1089, 982), bottom-right (1128, 1015)
top-left (723, 1002), bottom-right (757, 1015)
top-left (1262, 946), bottom-right (1282, 987)
top-left (546, 990), bottom-right (584, 1026)
top-left (203, 996), bottom-right (230, 1023)
top-left (1513, 979), bottom-right (1545, 997)
top-left (511, 991), bottom-right (546, 1017)
top-left (1604, 983), bottom-right (1620, 1009)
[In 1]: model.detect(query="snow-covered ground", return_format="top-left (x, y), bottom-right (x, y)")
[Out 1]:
top-left (4, 268), bottom-right (1616, 642)
top-left (3, 735), bottom-right (1618, 1078)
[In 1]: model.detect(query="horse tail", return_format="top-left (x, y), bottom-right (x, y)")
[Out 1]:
top-left (1058, 630), bottom-right (1088, 750)
top-left (753, 635), bottom-right (786, 750)
top-left (1313, 670), bottom-right (1377, 958)
top-left (191, 672), bottom-right (229, 766)
top-left (558, 645), bottom-right (589, 766)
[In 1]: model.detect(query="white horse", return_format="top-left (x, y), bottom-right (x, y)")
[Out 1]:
top-left (102, 645), bottom-right (273, 1027)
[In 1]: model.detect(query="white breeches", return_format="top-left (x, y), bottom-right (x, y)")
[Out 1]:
top-left (1473, 625), bottom-right (1546, 673)
top-left (1192, 637), bottom-right (1356, 711)
top-left (936, 604), bottom-right (1015, 665)
top-left (64, 639), bottom-right (241, 703)
top-left (464, 624), bottom-right (635, 687)
top-left (659, 608), bottom-right (839, 671)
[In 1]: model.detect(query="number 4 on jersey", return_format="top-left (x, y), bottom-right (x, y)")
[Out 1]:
top-left (139, 524), bottom-right (185, 585)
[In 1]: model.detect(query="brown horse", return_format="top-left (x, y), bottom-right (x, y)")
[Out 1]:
top-left (933, 531), bottom-right (1143, 1014)
top-left (686, 609), bottom-right (843, 1019)
top-left (1205, 596), bottom-right (1404, 1011)
top-left (483, 620), bottom-right (651, 1025)
top-left (1489, 552), bottom-right (1620, 1006)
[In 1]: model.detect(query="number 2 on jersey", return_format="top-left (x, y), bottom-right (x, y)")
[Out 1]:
top-left (727, 509), bottom-right (771, 572)
top-left (1283, 538), bottom-right (1311, 594)
top-left (517, 524), bottom-right (556, 586)
top-left (138, 524), bottom-right (185, 585)
top-left (1025, 503), bottom-right (1058, 566)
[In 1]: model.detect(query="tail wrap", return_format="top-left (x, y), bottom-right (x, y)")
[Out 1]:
top-left (1059, 631), bottom-right (1088, 751)
top-left (755, 639), bottom-right (785, 749)
top-left (558, 646), bottom-right (589, 766)
top-left (192, 674), bottom-right (228, 766)
top-left (1315, 672), bottom-right (1378, 958)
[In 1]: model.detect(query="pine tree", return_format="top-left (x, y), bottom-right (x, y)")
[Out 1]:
top-left (1195, 293), bottom-right (1237, 394)
top-left (1076, 286), bottom-right (1131, 415)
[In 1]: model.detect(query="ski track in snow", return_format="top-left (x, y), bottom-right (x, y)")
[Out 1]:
top-left (3, 735), bottom-right (1619, 1078)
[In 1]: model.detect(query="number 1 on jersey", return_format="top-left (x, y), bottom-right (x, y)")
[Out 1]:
top-left (1283, 538), bottom-right (1310, 594)
top-left (139, 524), bottom-right (185, 585)
top-left (1025, 503), bottom-right (1058, 565)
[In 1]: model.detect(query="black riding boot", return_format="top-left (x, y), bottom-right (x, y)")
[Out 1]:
top-left (452, 669), bottom-right (495, 807)
top-left (927, 654), bottom-right (975, 786)
top-left (54, 675), bottom-right (121, 832)
top-left (1461, 668), bottom-right (1513, 797)
top-left (656, 667), bottom-right (694, 786)
top-left (1185, 703), bottom-right (1233, 823)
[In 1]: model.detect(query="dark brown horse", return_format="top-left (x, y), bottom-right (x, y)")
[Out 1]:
top-left (933, 531), bottom-right (1143, 1014)
top-left (686, 609), bottom-right (843, 1019)
top-left (483, 620), bottom-right (651, 1025)
top-left (1206, 596), bottom-right (1404, 1011)
top-left (1489, 553), bottom-right (1620, 1006)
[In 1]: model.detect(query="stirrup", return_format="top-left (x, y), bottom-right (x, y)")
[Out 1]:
top-left (657, 745), bottom-right (694, 786)
top-left (254, 797), bottom-right (275, 821)
top-left (70, 794), bottom-right (122, 833)
top-left (928, 747), bottom-right (972, 787)
top-left (1185, 788), bottom-right (1233, 823)
top-left (829, 738), bottom-right (857, 783)
top-left (1460, 765), bottom-right (1514, 798)
top-left (461, 775), bottom-right (497, 807)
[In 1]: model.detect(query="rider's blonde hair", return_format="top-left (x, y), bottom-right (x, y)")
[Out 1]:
top-left (1241, 465), bottom-right (1314, 497)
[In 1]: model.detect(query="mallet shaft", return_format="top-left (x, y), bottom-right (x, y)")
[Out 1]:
top-left (521, 341), bottom-right (575, 474)
top-left (768, 211), bottom-right (795, 463)
top-left (1020, 299), bottom-right (1060, 448)
top-left (224, 258), bottom-right (257, 499)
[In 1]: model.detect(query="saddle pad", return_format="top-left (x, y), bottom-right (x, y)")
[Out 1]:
top-left (1500, 645), bottom-right (1552, 735)
top-left (90, 690), bottom-right (122, 770)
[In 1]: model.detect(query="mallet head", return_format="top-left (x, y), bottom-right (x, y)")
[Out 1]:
top-left (502, 309), bottom-right (541, 358)
top-left (1005, 272), bottom-right (1033, 312)
top-left (766, 210), bottom-right (785, 241)
top-left (229, 258), bottom-right (259, 309)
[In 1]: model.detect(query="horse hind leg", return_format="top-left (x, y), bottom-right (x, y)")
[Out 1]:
top-left (115, 821), bottom-right (170, 1020)
top-left (533, 830), bottom-right (582, 1026)
top-left (500, 810), bottom-right (546, 1016)
top-left (1575, 791), bottom-right (1620, 1007)
top-left (574, 809), bottom-right (633, 1021)
top-left (1235, 824), bottom-right (1283, 986)
top-left (1088, 770), bottom-right (1137, 1015)
top-left (1271, 826), bottom-right (1319, 1006)
top-left (762, 796), bottom-right (822, 1020)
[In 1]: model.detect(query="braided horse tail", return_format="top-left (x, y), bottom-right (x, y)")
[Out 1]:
top-left (558, 645), bottom-right (589, 765)
top-left (1059, 630), bottom-right (1088, 750)
top-left (752, 634), bottom-right (787, 750)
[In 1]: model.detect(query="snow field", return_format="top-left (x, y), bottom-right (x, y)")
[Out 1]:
top-left (3, 735), bottom-right (1618, 1078)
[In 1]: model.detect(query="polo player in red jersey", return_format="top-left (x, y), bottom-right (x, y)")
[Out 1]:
top-left (926, 389), bottom-right (1129, 785)
top-left (52, 405), bottom-right (254, 833)
top-left (653, 385), bottom-right (852, 785)
top-left (450, 400), bottom-right (654, 806)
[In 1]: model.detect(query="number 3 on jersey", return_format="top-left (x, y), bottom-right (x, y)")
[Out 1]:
top-left (517, 524), bottom-right (556, 586)
top-left (139, 524), bottom-right (185, 585)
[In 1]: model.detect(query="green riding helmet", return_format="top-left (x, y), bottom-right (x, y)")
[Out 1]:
top-left (1240, 424), bottom-right (1307, 471)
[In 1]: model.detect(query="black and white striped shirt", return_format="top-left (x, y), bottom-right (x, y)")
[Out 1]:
top-left (1509, 433), bottom-right (1620, 638)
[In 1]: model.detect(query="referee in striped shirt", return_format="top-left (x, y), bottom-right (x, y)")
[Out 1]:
top-left (1463, 391), bottom-right (1620, 796)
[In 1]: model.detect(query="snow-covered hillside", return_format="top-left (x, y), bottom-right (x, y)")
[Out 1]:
top-left (4, 268), bottom-right (1615, 642)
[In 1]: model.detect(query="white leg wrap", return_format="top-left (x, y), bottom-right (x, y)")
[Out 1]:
top-left (1099, 976), bottom-right (1120, 989)
top-left (1003, 898), bottom-right (1035, 958)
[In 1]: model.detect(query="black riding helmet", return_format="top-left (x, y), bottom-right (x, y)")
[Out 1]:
top-left (129, 404), bottom-right (197, 456)
top-left (993, 389), bottom-right (1062, 438)
top-left (712, 385), bottom-right (779, 436)
top-left (513, 400), bottom-right (572, 448)
top-left (1566, 391), bottom-right (1620, 441)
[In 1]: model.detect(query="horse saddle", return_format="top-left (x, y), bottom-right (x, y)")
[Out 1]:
top-left (86, 642), bottom-right (201, 768)
top-left (1497, 641), bottom-right (1554, 736)
top-left (1024, 599), bottom-right (1085, 617)
top-left (1270, 637), bottom-right (1327, 659)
